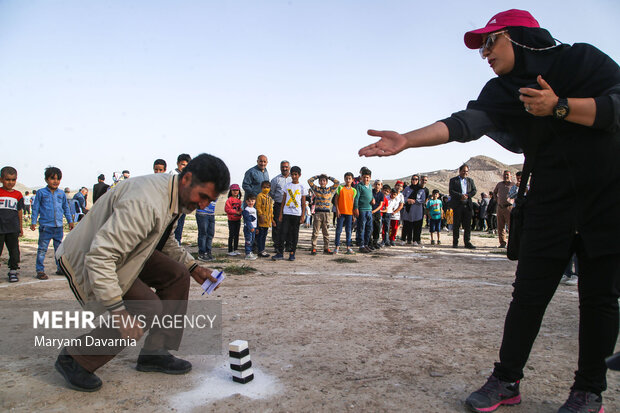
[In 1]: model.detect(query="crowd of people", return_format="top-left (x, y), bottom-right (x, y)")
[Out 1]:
top-left (1, 154), bottom-right (528, 282)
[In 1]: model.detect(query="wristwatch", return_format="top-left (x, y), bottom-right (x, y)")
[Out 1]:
top-left (553, 97), bottom-right (570, 120)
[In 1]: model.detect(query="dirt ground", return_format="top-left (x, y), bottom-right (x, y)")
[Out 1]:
top-left (1, 215), bottom-right (619, 412)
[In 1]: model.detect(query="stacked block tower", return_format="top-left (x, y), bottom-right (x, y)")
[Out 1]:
top-left (229, 340), bottom-right (254, 383)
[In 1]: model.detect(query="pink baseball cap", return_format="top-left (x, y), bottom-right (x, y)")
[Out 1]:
top-left (464, 9), bottom-right (540, 49)
top-left (229, 184), bottom-right (240, 190)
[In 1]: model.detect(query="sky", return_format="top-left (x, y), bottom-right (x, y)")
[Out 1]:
top-left (1, 0), bottom-right (619, 189)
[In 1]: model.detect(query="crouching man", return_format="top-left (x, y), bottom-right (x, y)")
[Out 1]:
top-left (54, 153), bottom-right (230, 391)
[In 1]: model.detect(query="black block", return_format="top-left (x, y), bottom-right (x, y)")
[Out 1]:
top-left (230, 360), bottom-right (252, 371)
top-left (232, 374), bottom-right (254, 384)
top-left (229, 348), bottom-right (250, 358)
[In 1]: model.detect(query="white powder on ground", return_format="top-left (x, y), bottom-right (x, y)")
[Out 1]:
top-left (168, 362), bottom-right (281, 411)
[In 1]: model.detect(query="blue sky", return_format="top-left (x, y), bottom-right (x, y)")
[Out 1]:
top-left (1, 0), bottom-right (619, 189)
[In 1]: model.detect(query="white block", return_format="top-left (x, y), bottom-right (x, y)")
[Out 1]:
top-left (229, 355), bottom-right (251, 366)
top-left (231, 367), bottom-right (254, 379)
top-left (229, 340), bottom-right (248, 352)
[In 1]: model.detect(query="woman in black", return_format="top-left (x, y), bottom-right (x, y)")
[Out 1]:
top-left (360, 9), bottom-right (619, 413)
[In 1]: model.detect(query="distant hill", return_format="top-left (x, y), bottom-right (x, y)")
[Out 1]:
top-left (384, 155), bottom-right (524, 200)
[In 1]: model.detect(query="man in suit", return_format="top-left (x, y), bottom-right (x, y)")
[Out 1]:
top-left (92, 174), bottom-right (109, 204)
top-left (449, 164), bottom-right (476, 249)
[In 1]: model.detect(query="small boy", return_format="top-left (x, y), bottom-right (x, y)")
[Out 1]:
top-left (153, 159), bottom-right (167, 173)
top-left (387, 185), bottom-right (404, 246)
top-left (371, 179), bottom-right (385, 250)
top-left (30, 167), bottom-right (74, 280)
top-left (0, 166), bottom-right (24, 282)
top-left (256, 181), bottom-right (274, 258)
top-left (426, 189), bottom-right (444, 245)
top-left (242, 195), bottom-right (258, 260)
top-left (333, 172), bottom-right (358, 254)
top-left (379, 184), bottom-right (391, 247)
top-left (354, 167), bottom-right (375, 253)
top-left (196, 199), bottom-right (217, 261)
top-left (273, 166), bottom-right (307, 261)
top-left (307, 174), bottom-right (340, 255)
top-left (23, 191), bottom-right (32, 217)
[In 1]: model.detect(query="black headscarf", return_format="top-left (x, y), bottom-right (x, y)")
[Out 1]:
top-left (404, 178), bottom-right (421, 213)
top-left (467, 26), bottom-right (620, 153)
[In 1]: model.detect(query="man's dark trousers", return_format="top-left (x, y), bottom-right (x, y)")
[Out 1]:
top-left (452, 204), bottom-right (473, 245)
top-left (66, 251), bottom-right (191, 372)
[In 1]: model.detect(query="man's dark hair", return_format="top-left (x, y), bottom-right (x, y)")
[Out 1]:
top-left (154, 159), bottom-right (167, 169)
top-left (1, 166), bottom-right (17, 178)
top-left (318, 174), bottom-right (328, 182)
top-left (177, 153), bottom-right (192, 164)
top-left (503, 170), bottom-right (510, 174)
top-left (459, 164), bottom-right (469, 172)
top-left (432, 189), bottom-right (440, 195)
top-left (45, 166), bottom-right (62, 180)
top-left (179, 153), bottom-right (230, 194)
top-left (261, 180), bottom-right (271, 188)
top-left (122, 170), bottom-right (130, 174)
top-left (382, 184), bottom-right (391, 191)
top-left (33, 190), bottom-right (37, 194)
top-left (97, 174), bottom-right (105, 181)
top-left (516, 171), bottom-right (522, 177)
top-left (360, 167), bottom-right (372, 177)
top-left (290, 166), bottom-right (301, 174)
top-left (344, 172), bottom-right (354, 179)
top-left (80, 187), bottom-right (88, 192)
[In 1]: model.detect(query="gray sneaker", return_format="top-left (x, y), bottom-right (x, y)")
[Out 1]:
top-left (557, 390), bottom-right (603, 413)
top-left (465, 375), bottom-right (521, 412)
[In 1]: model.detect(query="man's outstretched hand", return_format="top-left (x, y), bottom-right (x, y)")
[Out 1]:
top-left (358, 130), bottom-right (408, 157)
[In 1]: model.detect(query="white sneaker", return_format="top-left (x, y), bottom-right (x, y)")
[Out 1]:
top-left (232, 251), bottom-right (241, 256)
top-left (227, 251), bottom-right (236, 256)
top-left (245, 252), bottom-right (257, 260)
top-left (565, 275), bottom-right (578, 286)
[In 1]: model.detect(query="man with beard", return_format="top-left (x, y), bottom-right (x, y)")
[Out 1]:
top-left (54, 153), bottom-right (230, 392)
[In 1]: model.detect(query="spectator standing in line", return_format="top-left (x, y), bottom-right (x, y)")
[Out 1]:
top-left (23, 191), bottom-right (32, 217)
top-left (269, 160), bottom-right (292, 253)
top-left (493, 170), bottom-right (515, 248)
top-left (478, 193), bottom-right (489, 231)
top-left (448, 164), bottom-right (477, 249)
top-left (0, 166), bottom-right (24, 283)
top-left (170, 154), bottom-right (192, 244)
top-left (243, 155), bottom-right (269, 198)
top-left (255, 181), bottom-right (274, 258)
top-left (153, 159), bottom-right (167, 173)
top-left (30, 167), bottom-right (74, 279)
top-left (196, 199), bottom-right (217, 262)
top-left (92, 174), bottom-right (109, 204)
top-left (400, 175), bottom-right (419, 245)
top-left (307, 173), bottom-right (340, 255)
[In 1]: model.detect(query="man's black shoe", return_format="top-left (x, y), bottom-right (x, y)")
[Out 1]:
top-left (55, 347), bottom-right (102, 392)
top-left (453, 243), bottom-right (459, 248)
top-left (136, 349), bottom-right (192, 374)
top-left (465, 242), bottom-right (476, 249)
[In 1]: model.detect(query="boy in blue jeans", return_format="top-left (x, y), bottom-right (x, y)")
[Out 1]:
top-left (30, 167), bottom-right (74, 280)
top-left (242, 194), bottom-right (258, 260)
top-left (196, 200), bottom-right (217, 261)
top-left (426, 189), bottom-right (443, 245)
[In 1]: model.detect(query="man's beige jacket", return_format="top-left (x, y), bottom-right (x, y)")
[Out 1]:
top-left (56, 173), bottom-right (197, 312)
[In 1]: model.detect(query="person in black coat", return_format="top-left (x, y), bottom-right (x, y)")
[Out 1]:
top-left (448, 164), bottom-right (477, 248)
top-left (92, 174), bottom-right (109, 204)
top-left (359, 8), bottom-right (620, 411)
